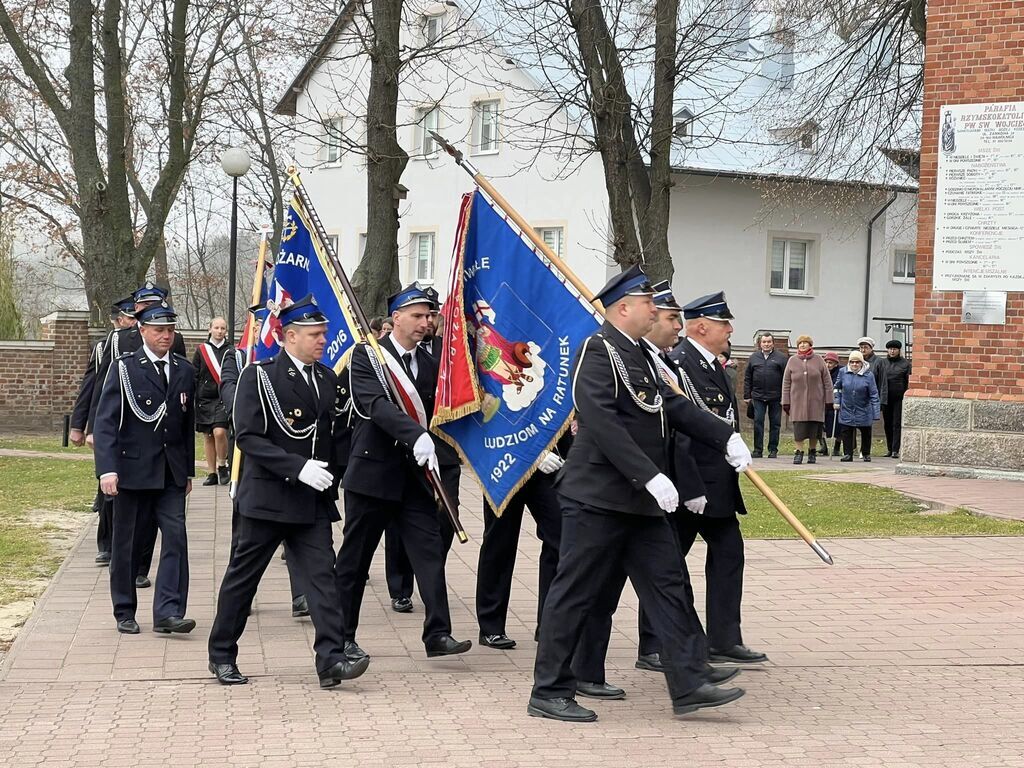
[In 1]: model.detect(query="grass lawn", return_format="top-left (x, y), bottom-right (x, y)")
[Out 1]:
top-left (0, 433), bottom-right (79, 454)
top-left (738, 428), bottom-right (888, 458)
top-left (0, 457), bottom-right (96, 608)
top-left (740, 470), bottom-right (1024, 538)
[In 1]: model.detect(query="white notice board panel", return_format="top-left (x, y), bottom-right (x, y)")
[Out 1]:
top-left (934, 101), bottom-right (1024, 291)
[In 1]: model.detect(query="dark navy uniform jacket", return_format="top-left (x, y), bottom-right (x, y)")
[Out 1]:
top-left (670, 337), bottom-right (747, 517)
top-left (554, 322), bottom-right (733, 517)
top-left (232, 353), bottom-right (340, 525)
top-left (343, 336), bottom-right (458, 503)
top-left (92, 348), bottom-right (196, 490)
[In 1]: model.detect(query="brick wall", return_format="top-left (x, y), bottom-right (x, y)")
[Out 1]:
top-left (911, 0), bottom-right (1024, 402)
top-left (0, 312), bottom-right (207, 433)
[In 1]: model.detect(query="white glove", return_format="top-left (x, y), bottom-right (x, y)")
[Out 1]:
top-left (684, 495), bottom-right (708, 515)
top-left (298, 459), bottom-right (333, 491)
top-left (644, 473), bottom-right (679, 513)
top-left (725, 432), bottom-right (752, 474)
top-left (537, 451), bottom-right (564, 475)
top-left (413, 432), bottom-right (439, 473)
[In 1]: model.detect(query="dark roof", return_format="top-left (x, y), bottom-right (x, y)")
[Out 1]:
top-left (274, 0), bottom-right (360, 116)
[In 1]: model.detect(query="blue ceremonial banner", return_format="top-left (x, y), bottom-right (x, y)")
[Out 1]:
top-left (250, 196), bottom-right (355, 371)
top-left (433, 191), bottom-right (601, 514)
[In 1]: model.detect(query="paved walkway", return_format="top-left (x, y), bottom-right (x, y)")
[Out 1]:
top-left (2, 479), bottom-right (1024, 766)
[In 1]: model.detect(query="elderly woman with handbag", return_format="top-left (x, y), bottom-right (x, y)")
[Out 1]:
top-left (781, 335), bottom-right (833, 464)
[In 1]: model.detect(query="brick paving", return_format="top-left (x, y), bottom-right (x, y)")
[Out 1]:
top-left (2, 478), bottom-right (1024, 766)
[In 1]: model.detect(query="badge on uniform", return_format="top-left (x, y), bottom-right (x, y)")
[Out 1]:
top-left (294, 408), bottom-right (302, 418)
top-left (288, 368), bottom-right (296, 378)
top-left (638, 391), bottom-right (647, 401)
top-left (180, 392), bottom-right (188, 411)
top-left (699, 359), bottom-right (709, 370)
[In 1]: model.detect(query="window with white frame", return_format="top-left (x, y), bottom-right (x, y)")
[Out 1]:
top-left (770, 238), bottom-right (811, 294)
top-left (893, 250), bottom-right (916, 283)
top-left (534, 226), bottom-right (564, 258)
top-left (673, 108), bottom-right (695, 141)
top-left (413, 232), bottom-right (435, 282)
top-left (417, 107), bottom-right (439, 156)
top-left (473, 100), bottom-right (500, 153)
top-left (423, 13), bottom-right (442, 44)
top-left (323, 117), bottom-right (344, 163)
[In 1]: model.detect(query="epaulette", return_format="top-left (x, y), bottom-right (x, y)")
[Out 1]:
top-left (254, 358), bottom-right (273, 365)
top-left (115, 351), bottom-right (133, 360)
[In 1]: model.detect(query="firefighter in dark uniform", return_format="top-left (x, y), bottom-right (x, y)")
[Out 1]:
top-left (528, 265), bottom-right (751, 723)
top-left (668, 291), bottom-right (768, 665)
top-left (70, 295), bottom-right (136, 564)
top-left (207, 295), bottom-right (369, 688)
top-left (334, 284), bottom-right (471, 661)
top-left (92, 301), bottom-right (196, 635)
top-left (475, 437), bottom-right (566, 650)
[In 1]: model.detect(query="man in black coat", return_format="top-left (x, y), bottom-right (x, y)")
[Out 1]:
top-left (875, 339), bottom-right (912, 458)
top-left (93, 302), bottom-right (196, 636)
top-left (334, 284), bottom-right (471, 660)
top-left (528, 266), bottom-right (750, 723)
top-left (669, 292), bottom-right (768, 665)
top-left (70, 296), bottom-right (136, 565)
top-left (743, 332), bottom-right (787, 458)
top-left (207, 295), bottom-right (369, 688)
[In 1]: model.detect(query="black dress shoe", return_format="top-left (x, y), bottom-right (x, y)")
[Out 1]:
top-left (391, 597), bottom-right (413, 613)
top-left (116, 618), bottom-right (140, 634)
top-left (318, 656), bottom-right (370, 688)
top-left (793, 450), bottom-right (803, 465)
top-left (883, 451), bottom-right (893, 458)
top-left (479, 633), bottom-right (517, 650)
top-left (750, 450), bottom-right (763, 459)
top-left (291, 595), bottom-right (310, 617)
top-left (209, 662), bottom-right (248, 685)
top-left (840, 455), bottom-right (854, 462)
top-left (767, 450), bottom-right (778, 458)
top-left (576, 681), bottom-right (625, 700)
top-left (705, 664), bottom-right (741, 685)
top-left (135, 575), bottom-right (151, 589)
top-left (635, 652), bottom-right (664, 672)
top-left (892, 451), bottom-right (899, 459)
top-left (202, 472), bottom-right (219, 486)
top-left (672, 683), bottom-right (745, 716)
top-left (709, 644), bottom-right (769, 664)
top-left (527, 696), bottom-right (597, 722)
top-left (344, 641), bottom-right (369, 662)
top-left (424, 634), bottom-right (472, 658)
top-left (153, 616), bottom-right (197, 634)
top-left (95, 551), bottom-right (111, 565)
top-left (218, 466), bottom-right (230, 485)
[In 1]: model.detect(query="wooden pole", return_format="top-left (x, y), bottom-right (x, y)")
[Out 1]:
top-left (430, 131), bottom-right (834, 565)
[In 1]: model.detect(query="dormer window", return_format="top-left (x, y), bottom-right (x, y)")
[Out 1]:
top-left (673, 108), bottom-right (695, 141)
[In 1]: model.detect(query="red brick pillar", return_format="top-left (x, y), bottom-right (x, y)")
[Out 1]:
top-left (40, 311), bottom-right (92, 426)
top-left (901, 1), bottom-right (1024, 477)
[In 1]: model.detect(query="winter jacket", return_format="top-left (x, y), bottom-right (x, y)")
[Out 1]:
top-left (782, 353), bottom-right (834, 422)
top-left (743, 349), bottom-right (788, 401)
top-left (873, 356), bottom-right (912, 405)
top-left (835, 363), bottom-right (881, 427)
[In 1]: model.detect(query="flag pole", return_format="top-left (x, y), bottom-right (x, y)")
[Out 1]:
top-left (429, 131), bottom-right (833, 565)
top-left (285, 167), bottom-right (468, 544)
top-left (229, 226), bottom-right (272, 499)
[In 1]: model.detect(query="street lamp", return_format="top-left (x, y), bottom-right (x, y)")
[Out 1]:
top-left (220, 147), bottom-right (251, 344)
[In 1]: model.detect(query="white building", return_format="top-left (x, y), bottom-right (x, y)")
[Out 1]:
top-left (275, 2), bottom-right (919, 350)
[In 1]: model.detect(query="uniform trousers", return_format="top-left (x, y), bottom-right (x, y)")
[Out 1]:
top-left (209, 508), bottom-right (346, 673)
top-left (381, 466), bottom-right (462, 601)
top-left (673, 511), bottom-right (744, 649)
top-left (336, 483), bottom-right (454, 644)
top-left (476, 472), bottom-right (562, 636)
top-left (229, 501), bottom-right (303, 601)
top-left (110, 485), bottom-right (188, 622)
top-left (532, 497), bottom-right (706, 703)
top-left (97, 487), bottom-right (155, 577)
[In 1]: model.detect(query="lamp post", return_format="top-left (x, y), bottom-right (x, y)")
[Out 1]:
top-left (220, 147), bottom-right (251, 344)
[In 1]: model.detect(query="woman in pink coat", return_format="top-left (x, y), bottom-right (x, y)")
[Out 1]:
top-left (781, 335), bottom-right (834, 464)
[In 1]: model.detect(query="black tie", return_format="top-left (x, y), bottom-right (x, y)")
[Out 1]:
top-left (402, 352), bottom-right (415, 380)
top-left (302, 364), bottom-right (316, 396)
top-left (153, 360), bottom-right (167, 392)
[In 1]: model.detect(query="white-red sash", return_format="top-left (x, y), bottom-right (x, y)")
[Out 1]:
top-left (373, 344), bottom-right (428, 428)
top-left (198, 343), bottom-right (223, 385)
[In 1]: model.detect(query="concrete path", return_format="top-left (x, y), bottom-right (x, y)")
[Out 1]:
top-left (2, 480), bottom-right (1024, 766)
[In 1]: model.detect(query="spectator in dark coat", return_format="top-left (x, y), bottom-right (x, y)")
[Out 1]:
top-left (835, 350), bottom-right (881, 462)
top-left (821, 351), bottom-right (842, 455)
top-left (874, 340), bottom-right (912, 458)
top-left (743, 332), bottom-right (788, 459)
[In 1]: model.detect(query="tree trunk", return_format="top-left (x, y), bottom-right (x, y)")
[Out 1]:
top-left (351, 0), bottom-right (406, 317)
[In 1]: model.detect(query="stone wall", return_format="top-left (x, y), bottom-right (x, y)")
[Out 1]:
top-left (901, 0), bottom-right (1024, 478)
